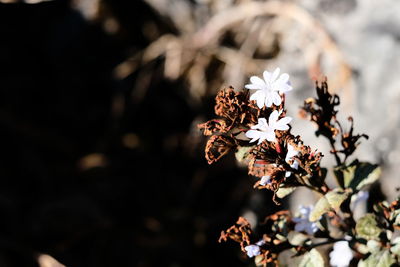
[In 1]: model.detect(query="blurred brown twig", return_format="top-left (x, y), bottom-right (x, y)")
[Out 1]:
top-left (112, 0), bottom-right (351, 104)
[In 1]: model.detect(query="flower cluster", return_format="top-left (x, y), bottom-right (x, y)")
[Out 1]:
top-left (199, 69), bottom-right (400, 266)
top-left (199, 69), bottom-right (327, 204)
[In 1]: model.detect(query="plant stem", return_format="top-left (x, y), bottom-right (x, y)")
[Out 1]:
top-left (329, 138), bottom-right (342, 166)
top-left (310, 238), bottom-right (345, 249)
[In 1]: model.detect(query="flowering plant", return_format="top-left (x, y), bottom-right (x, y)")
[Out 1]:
top-left (198, 68), bottom-right (400, 266)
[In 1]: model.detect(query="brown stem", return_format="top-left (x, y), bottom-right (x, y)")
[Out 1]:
top-left (320, 182), bottom-right (330, 194)
top-left (329, 138), bottom-right (342, 166)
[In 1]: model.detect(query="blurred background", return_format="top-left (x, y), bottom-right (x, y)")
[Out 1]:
top-left (0, 0), bottom-right (399, 266)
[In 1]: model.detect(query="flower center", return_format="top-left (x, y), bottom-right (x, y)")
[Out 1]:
top-left (260, 125), bottom-right (273, 133)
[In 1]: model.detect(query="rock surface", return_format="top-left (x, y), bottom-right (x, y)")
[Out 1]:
top-left (267, 0), bottom-right (400, 204)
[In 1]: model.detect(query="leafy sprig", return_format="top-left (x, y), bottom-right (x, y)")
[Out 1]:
top-left (198, 69), bottom-right (398, 266)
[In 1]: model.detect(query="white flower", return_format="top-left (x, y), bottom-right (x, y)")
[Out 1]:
top-left (292, 205), bottom-right (319, 235)
top-left (285, 144), bottom-right (298, 164)
top-left (329, 241), bottom-right (353, 267)
top-left (284, 144), bottom-right (299, 177)
top-left (244, 244), bottom-right (261, 258)
top-left (245, 110), bottom-right (292, 144)
top-left (245, 68), bottom-right (293, 108)
top-left (260, 175), bottom-right (271, 186)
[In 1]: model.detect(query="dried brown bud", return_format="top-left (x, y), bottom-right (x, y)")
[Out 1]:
top-left (205, 135), bottom-right (235, 164)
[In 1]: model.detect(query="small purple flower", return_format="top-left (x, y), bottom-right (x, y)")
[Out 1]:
top-left (292, 205), bottom-right (319, 235)
top-left (244, 244), bottom-right (261, 258)
top-left (260, 175), bottom-right (271, 186)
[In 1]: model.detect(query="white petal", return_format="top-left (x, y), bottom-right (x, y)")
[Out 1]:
top-left (274, 117), bottom-right (292, 130)
top-left (251, 118), bottom-right (267, 130)
top-left (245, 84), bottom-right (262, 90)
top-left (272, 92), bottom-right (282, 106)
top-left (250, 90), bottom-right (266, 109)
top-left (256, 130), bottom-right (274, 144)
top-left (271, 67), bottom-right (280, 82)
top-left (250, 138), bottom-right (259, 143)
top-left (256, 95), bottom-right (265, 109)
top-left (275, 125), bottom-right (289, 131)
top-left (256, 118), bottom-right (268, 129)
top-left (250, 76), bottom-right (266, 87)
top-left (257, 138), bottom-right (264, 145)
top-left (278, 73), bottom-right (289, 83)
top-left (265, 95), bottom-right (273, 107)
top-left (246, 130), bottom-right (261, 141)
top-left (279, 82), bottom-right (293, 93)
top-left (285, 144), bottom-right (298, 162)
top-left (287, 144), bottom-right (295, 155)
top-left (262, 131), bottom-right (276, 142)
top-left (330, 241), bottom-right (353, 267)
top-left (245, 245), bottom-right (260, 258)
top-left (263, 70), bottom-right (272, 82)
top-left (268, 110), bottom-right (279, 127)
top-left (250, 90), bottom-right (264, 101)
top-left (276, 116), bottom-right (292, 124)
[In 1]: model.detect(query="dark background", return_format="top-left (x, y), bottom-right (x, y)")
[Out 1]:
top-left (0, 1), bottom-right (279, 266)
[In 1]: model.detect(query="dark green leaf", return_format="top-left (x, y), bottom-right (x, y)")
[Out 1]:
top-left (334, 160), bottom-right (381, 190)
top-left (309, 188), bottom-right (351, 222)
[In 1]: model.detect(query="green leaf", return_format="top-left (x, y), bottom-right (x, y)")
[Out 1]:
top-left (287, 231), bottom-right (308, 246)
top-left (357, 243), bottom-right (370, 254)
top-left (334, 161), bottom-right (357, 188)
top-left (334, 160), bottom-right (381, 190)
top-left (390, 237), bottom-right (400, 257)
top-left (276, 187), bottom-right (297, 199)
top-left (356, 214), bottom-right (382, 240)
top-left (299, 249), bottom-right (324, 267)
top-left (358, 250), bottom-right (395, 267)
top-left (254, 255), bottom-right (264, 266)
top-left (354, 165), bottom-right (381, 190)
top-left (367, 240), bottom-right (382, 253)
top-left (390, 244), bottom-right (400, 257)
top-left (309, 188), bottom-right (351, 222)
top-left (235, 146), bottom-right (253, 164)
